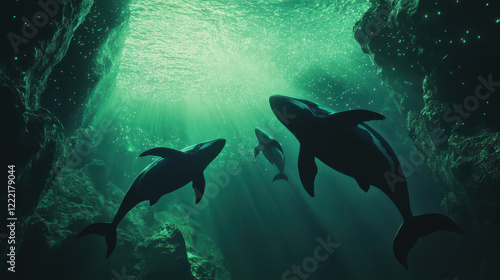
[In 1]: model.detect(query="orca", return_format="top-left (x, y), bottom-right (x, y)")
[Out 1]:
top-left (254, 128), bottom-right (288, 182)
top-left (269, 95), bottom-right (461, 269)
top-left (78, 139), bottom-right (226, 257)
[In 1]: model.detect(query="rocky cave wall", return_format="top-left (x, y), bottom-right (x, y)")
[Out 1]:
top-left (354, 0), bottom-right (500, 278)
top-left (2, 1), bottom-right (230, 279)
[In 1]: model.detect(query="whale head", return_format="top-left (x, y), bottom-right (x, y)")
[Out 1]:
top-left (182, 138), bottom-right (226, 167)
top-left (269, 95), bottom-right (334, 134)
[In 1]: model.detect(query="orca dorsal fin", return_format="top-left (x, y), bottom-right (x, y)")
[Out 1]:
top-left (326, 109), bottom-right (385, 127)
top-left (140, 147), bottom-right (185, 159)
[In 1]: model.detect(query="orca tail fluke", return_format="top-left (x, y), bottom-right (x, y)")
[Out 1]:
top-left (393, 214), bottom-right (462, 269)
top-left (273, 173), bottom-right (288, 182)
top-left (78, 222), bottom-right (117, 258)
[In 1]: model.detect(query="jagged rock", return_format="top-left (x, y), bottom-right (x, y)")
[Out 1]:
top-left (135, 223), bottom-right (195, 280)
top-left (6, 161), bottom-right (228, 280)
top-left (190, 257), bottom-right (216, 280)
top-left (178, 219), bottom-right (230, 280)
top-left (1, 0), bottom-right (95, 275)
top-left (3, 91), bottom-right (65, 221)
top-left (84, 159), bottom-right (108, 190)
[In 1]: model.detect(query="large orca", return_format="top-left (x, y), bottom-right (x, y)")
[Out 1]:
top-left (269, 95), bottom-right (461, 269)
top-left (254, 128), bottom-right (288, 182)
top-left (78, 139), bottom-right (226, 257)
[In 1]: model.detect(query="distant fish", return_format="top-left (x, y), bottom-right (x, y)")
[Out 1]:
top-left (254, 128), bottom-right (288, 182)
top-left (269, 95), bottom-right (462, 269)
top-left (78, 139), bottom-right (226, 257)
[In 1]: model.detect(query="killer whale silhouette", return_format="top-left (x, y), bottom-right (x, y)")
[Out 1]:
top-left (254, 128), bottom-right (288, 182)
top-left (78, 139), bottom-right (226, 257)
top-left (269, 95), bottom-right (462, 269)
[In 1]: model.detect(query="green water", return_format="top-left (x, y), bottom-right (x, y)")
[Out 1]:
top-left (85, 0), bottom-right (463, 279)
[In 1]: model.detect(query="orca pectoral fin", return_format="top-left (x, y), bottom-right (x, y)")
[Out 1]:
top-left (193, 174), bottom-right (206, 204)
top-left (327, 109), bottom-right (385, 126)
top-left (268, 139), bottom-right (284, 153)
top-left (355, 178), bottom-right (371, 192)
top-left (298, 147), bottom-right (317, 197)
top-left (140, 147), bottom-right (185, 159)
top-left (254, 146), bottom-right (261, 158)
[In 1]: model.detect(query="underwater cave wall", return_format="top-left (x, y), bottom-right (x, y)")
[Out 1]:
top-left (353, 0), bottom-right (500, 278)
top-left (1, 0), bottom-right (130, 277)
top-left (2, 1), bottom-right (231, 279)
top-left (2, 0), bottom-right (131, 224)
top-left (2, 0), bottom-right (95, 238)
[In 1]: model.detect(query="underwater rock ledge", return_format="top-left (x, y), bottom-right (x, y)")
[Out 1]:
top-left (354, 0), bottom-right (500, 278)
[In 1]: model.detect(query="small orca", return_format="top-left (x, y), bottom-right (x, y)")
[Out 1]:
top-left (254, 128), bottom-right (288, 182)
top-left (269, 95), bottom-right (461, 269)
top-left (78, 139), bottom-right (226, 257)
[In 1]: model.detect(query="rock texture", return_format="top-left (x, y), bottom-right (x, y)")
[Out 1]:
top-left (2, 0), bottom-right (95, 270)
top-left (354, 0), bottom-right (500, 278)
top-left (9, 160), bottom-right (229, 280)
top-left (2, 1), bottom-right (230, 279)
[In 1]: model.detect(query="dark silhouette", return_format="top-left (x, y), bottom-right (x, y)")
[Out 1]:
top-left (269, 95), bottom-right (461, 269)
top-left (78, 139), bottom-right (226, 257)
top-left (254, 128), bottom-right (288, 182)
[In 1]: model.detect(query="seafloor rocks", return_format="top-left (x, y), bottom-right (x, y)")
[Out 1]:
top-left (354, 0), bottom-right (500, 278)
top-left (135, 224), bottom-right (195, 280)
top-left (10, 160), bottom-right (229, 280)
